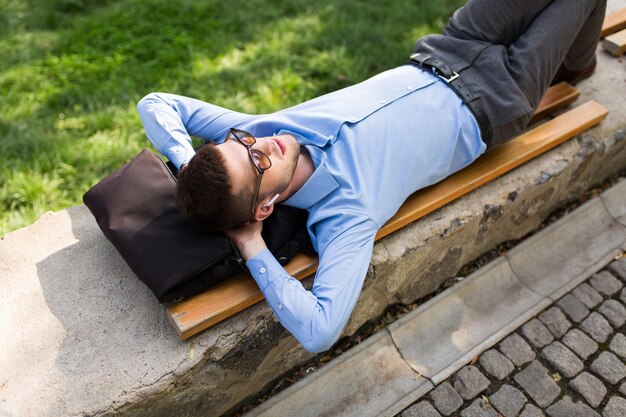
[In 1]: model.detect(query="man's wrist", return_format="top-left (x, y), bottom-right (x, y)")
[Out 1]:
top-left (236, 235), bottom-right (267, 261)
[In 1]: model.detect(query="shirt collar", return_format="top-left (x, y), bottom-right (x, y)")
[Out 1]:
top-left (275, 128), bottom-right (325, 148)
top-left (282, 144), bottom-right (339, 210)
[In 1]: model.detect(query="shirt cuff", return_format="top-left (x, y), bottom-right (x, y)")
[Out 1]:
top-left (165, 139), bottom-right (195, 169)
top-left (246, 248), bottom-right (288, 289)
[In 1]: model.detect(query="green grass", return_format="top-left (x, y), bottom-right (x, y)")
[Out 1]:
top-left (0, 0), bottom-right (464, 236)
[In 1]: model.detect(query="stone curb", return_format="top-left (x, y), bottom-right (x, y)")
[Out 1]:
top-left (244, 330), bottom-right (433, 417)
top-left (602, 177), bottom-right (626, 227)
top-left (244, 180), bottom-right (626, 417)
top-left (507, 192), bottom-right (626, 302)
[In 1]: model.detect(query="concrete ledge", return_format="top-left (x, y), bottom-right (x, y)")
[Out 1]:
top-left (1, 43), bottom-right (626, 416)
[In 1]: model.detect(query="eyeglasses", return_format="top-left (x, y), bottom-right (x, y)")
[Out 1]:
top-left (225, 128), bottom-right (272, 214)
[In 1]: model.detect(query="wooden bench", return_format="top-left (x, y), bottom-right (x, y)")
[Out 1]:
top-left (602, 7), bottom-right (626, 38)
top-left (530, 82), bottom-right (579, 123)
top-left (167, 84), bottom-right (608, 340)
top-left (603, 28), bottom-right (626, 56)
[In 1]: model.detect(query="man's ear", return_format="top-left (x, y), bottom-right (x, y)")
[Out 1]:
top-left (253, 193), bottom-right (279, 222)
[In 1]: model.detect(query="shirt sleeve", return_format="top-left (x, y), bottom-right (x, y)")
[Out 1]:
top-left (246, 216), bottom-right (376, 353)
top-left (136, 92), bottom-right (252, 169)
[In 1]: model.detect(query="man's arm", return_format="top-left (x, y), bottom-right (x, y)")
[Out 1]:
top-left (136, 93), bottom-right (251, 169)
top-left (228, 216), bottom-right (376, 353)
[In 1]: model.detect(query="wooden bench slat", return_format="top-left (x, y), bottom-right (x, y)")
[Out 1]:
top-left (168, 92), bottom-right (606, 342)
top-left (530, 82), bottom-right (579, 123)
top-left (602, 8), bottom-right (626, 38)
top-left (167, 252), bottom-right (319, 339)
top-left (603, 28), bottom-right (626, 56)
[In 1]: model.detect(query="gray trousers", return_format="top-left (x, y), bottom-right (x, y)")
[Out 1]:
top-left (412, 0), bottom-right (607, 148)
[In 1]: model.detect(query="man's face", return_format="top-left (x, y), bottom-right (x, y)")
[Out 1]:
top-left (217, 133), bottom-right (300, 209)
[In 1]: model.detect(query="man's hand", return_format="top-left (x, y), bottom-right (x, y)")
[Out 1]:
top-left (224, 221), bottom-right (268, 261)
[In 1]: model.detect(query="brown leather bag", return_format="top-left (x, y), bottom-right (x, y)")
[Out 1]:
top-left (83, 149), bottom-right (310, 303)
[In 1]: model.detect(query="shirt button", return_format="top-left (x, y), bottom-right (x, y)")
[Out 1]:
top-left (278, 303), bottom-right (283, 309)
top-left (380, 99), bottom-right (387, 104)
top-left (406, 85), bottom-right (413, 90)
top-left (350, 117), bottom-right (357, 122)
top-left (259, 267), bottom-right (266, 274)
top-left (328, 134), bottom-right (334, 140)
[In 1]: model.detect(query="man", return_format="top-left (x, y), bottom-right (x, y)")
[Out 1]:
top-left (137, 0), bottom-right (606, 352)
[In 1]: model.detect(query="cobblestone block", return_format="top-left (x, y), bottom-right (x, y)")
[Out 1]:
top-left (453, 366), bottom-right (490, 400)
top-left (603, 396), bottom-right (626, 417)
top-left (598, 299), bottom-right (626, 327)
top-left (498, 333), bottom-right (535, 367)
top-left (520, 404), bottom-right (544, 417)
top-left (545, 396), bottom-right (600, 417)
top-left (620, 288), bottom-right (626, 306)
top-left (614, 334), bottom-right (626, 359)
top-left (459, 398), bottom-right (498, 417)
top-left (620, 382), bottom-right (626, 396)
top-left (522, 319), bottom-right (554, 348)
top-left (581, 312), bottom-right (614, 343)
top-left (540, 341), bottom-right (584, 378)
top-left (561, 329), bottom-right (598, 360)
top-left (568, 371), bottom-right (607, 408)
top-left (571, 283), bottom-right (603, 308)
top-left (591, 352), bottom-right (626, 384)
top-left (513, 361), bottom-right (560, 407)
top-left (430, 382), bottom-right (463, 416)
top-left (401, 401), bottom-right (442, 417)
top-left (609, 258), bottom-right (626, 282)
top-left (479, 350), bottom-right (514, 380)
top-left (539, 307), bottom-right (572, 338)
top-left (489, 384), bottom-right (527, 417)
top-left (556, 294), bottom-right (589, 323)
top-left (589, 271), bottom-right (623, 296)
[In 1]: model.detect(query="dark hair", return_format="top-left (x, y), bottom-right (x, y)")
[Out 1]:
top-left (176, 143), bottom-right (252, 231)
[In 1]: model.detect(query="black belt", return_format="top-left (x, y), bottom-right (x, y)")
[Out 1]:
top-left (408, 53), bottom-right (492, 145)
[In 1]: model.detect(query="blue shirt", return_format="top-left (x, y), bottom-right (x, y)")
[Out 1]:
top-left (137, 64), bottom-right (486, 352)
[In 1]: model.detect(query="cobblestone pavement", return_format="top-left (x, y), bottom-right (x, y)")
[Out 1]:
top-left (397, 256), bottom-right (626, 417)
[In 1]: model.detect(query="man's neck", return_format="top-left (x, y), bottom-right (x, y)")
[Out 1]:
top-left (278, 146), bottom-right (314, 203)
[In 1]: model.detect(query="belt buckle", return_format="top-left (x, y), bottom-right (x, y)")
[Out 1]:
top-left (439, 71), bottom-right (459, 83)
top-left (410, 53), bottom-right (459, 83)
